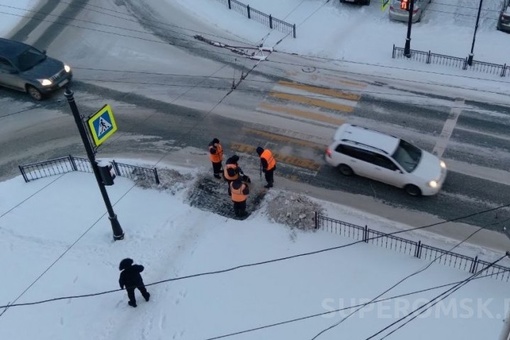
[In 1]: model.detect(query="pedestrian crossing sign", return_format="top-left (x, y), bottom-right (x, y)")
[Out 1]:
top-left (87, 104), bottom-right (118, 146)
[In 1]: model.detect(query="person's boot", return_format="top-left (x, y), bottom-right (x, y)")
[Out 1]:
top-left (214, 174), bottom-right (221, 179)
top-left (144, 293), bottom-right (151, 302)
top-left (128, 301), bottom-right (137, 308)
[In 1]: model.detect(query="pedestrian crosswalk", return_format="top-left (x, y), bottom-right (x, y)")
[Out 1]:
top-left (230, 75), bottom-right (367, 178)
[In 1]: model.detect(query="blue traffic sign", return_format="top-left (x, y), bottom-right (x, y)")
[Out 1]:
top-left (87, 104), bottom-right (118, 146)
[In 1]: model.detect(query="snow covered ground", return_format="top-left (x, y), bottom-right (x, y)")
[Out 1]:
top-left (2, 1), bottom-right (510, 339)
top-left (171, 0), bottom-right (510, 96)
top-left (1, 166), bottom-right (510, 340)
top-left (0, 0), bottom-right (39, 36)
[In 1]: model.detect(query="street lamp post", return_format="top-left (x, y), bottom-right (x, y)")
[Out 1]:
top-left (64, 88), bottom-right (124, 241)
top-left (468, 0), bottom-right (484, 66)
top-left (404, 0), bottom-right (415, 58)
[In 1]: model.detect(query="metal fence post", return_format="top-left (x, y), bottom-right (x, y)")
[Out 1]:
top-left (414, 240), bottom-right (422, 258)
top-left (392, 44), bottom-right (396, 59)
top-left (470, 256), bottom-right (478, 273)
top-left (69, 154), bottom-right (77, 171)
top-left (314, 211), bottom-right (319, 229)
top-left (228, 0), bottom-right (231, 9)
top-left (153, 168), bottom-right (160, 185)
top-left (247, 4), bottom-right (251, 19)
top-left (501, 64), bottom-right (506, 77)
top-left (293, 24), bottom-right (296, 38)
top-left (269, 14), bottom-right (273, 29)
top-left (364, 225), bottom-right (368, 243)
top-left (18, 165), bottom-right (29, 183)
top-left (426, 51), bottom-right (431, 64)
top-left (112, 160), bottom-right (121, 176)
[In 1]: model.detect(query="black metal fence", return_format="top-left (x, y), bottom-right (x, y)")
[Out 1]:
top-left (215, 0), bottom-right (296, 38)
top-left (392, 45), bottom-right (510, 77)
top-left (18, 155), bottom-right (160, 185)
top-left (315, 213), bottom-right (510, 282)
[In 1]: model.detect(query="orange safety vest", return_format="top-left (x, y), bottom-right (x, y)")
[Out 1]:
top-left (209, 143), bottom-right (223, 163)
top-left (261, 149), bottom-right (276, 170)
top-left (224, 163), bottom-right (239, 181)
top-left (231, 182), bottom-right (248, 202)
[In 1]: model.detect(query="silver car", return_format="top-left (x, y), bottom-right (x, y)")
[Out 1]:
top-left (0, 38), bottom-right (72, 100)
top-left (389, 0), bottom-right (432, 23)
top-left (497, 1), bottom-right (510, 33)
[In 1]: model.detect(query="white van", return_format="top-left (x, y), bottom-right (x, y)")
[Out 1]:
top-left (325, 124), bottom-right (447, 196)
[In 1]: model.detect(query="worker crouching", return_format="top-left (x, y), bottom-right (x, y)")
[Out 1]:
top-left (230, 177), bottom-right (250, 218)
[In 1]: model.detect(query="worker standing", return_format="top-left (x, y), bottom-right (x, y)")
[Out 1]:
top-left (230, 177), bottom-right (250, 218)
top-left (224, 155), bottom-right (250, 195)
top-left (208, 138), bottom-right (223, 179)
top-left (256, 146), bottom-right (276, 189)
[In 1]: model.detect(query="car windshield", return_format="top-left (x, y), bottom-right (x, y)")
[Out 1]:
top-left (391, 139), bottom-right (422, 172)
top-left (15, 47), bottom-right (46, 71)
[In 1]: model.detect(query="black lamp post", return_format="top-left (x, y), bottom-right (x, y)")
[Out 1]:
top-left (404, 0), bottom-right (415, 58)
top-left (468, 0), bottom-right (484, 66)
top-left (65, 88), bottom-right (124, 241)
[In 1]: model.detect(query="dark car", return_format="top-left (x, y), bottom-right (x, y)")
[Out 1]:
top-left (0, 38), bottom-right (72, 100)
top-left (497, 1), bottom-right (510, 33)
top-left (340, 0), bottom-right (371, 6)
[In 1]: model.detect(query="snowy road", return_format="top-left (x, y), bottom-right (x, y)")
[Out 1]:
top-left (1, 0), bottom-right (510, 235)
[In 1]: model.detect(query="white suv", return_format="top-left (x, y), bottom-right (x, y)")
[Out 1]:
top-left (325, 124), bottom-right (447, 196)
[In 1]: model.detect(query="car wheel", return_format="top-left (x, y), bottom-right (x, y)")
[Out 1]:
top-left (27, 85), bottom-right (43, 101)
top-left (404, 184), bottom-right (422, 197)
top-left (338, 164), bottom-right (354, 176)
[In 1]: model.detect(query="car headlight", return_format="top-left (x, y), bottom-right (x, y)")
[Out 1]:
top-left (440, 160), bottom-right (446, 169)
top-left (38, 79), bottom-right (52, 86)
top-left (64, 64), bottom-right (71, 73)
top-left (428, 180), bottom-right (438, 188)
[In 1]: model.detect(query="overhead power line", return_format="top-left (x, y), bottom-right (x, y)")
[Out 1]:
top-left (364, 253), bottom-right (509, 339)
top-left (2, 199), bottom-right (510, 310)
top-left (309, 211), bottom-right (510, 339)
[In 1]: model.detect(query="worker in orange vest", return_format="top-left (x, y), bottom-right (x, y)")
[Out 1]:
top-left (230, 177), bottom-right (250, 218)
top-left (208, 138), bottom-right (223, 179)
top-left (256, 146), bottom-right (276, 189)
top-left (224, 155), bottom-right (250, 196)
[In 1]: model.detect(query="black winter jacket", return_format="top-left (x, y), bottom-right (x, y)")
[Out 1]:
top-left (119, 264), bottom-right (145, 289)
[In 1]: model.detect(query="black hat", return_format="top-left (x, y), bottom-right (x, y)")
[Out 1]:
top-left (212, 138), bottom-right (219, 144)
top-left (231, 155), bottom-right (239, 162)
top-left (119, 258), bottom-right (133, 271)
top-left (256, 147), bottom-right (264, 156)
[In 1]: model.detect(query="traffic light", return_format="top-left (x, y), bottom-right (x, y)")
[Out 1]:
top-left (400, 0), bottom-right (410, 10)
top-left (98, 163), bottom-right (116, 186)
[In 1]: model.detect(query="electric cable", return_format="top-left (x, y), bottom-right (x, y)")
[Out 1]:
top-left (364, 253), bottom-right (508, 340)
top-left (1, 201), bottom-right (510, 310)
top-left (0, 3), bottom-right (255, 47)
top-left (2, 0), bottom-right (509, 321)
top-left (309, 211), bottom-right (506, 339)
top-left (200, 270), bottom-right (510, 340)
top-left (1, 61), bottom-right (237, 316)
top-left (0, 175), bottom-right (138, 318)
top-left (2, 5), bottom-right (509, 103)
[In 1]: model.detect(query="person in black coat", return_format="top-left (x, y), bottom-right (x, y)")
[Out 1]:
top-left (119, 258), bottom-right (150, 308)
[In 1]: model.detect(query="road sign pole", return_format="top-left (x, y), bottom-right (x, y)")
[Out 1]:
top-left (403, 0), bottom-right (414, 58)
top-left (64, 88), bottom-right (124, 241)
top-left (468, 0), bottom-right (483, 66)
